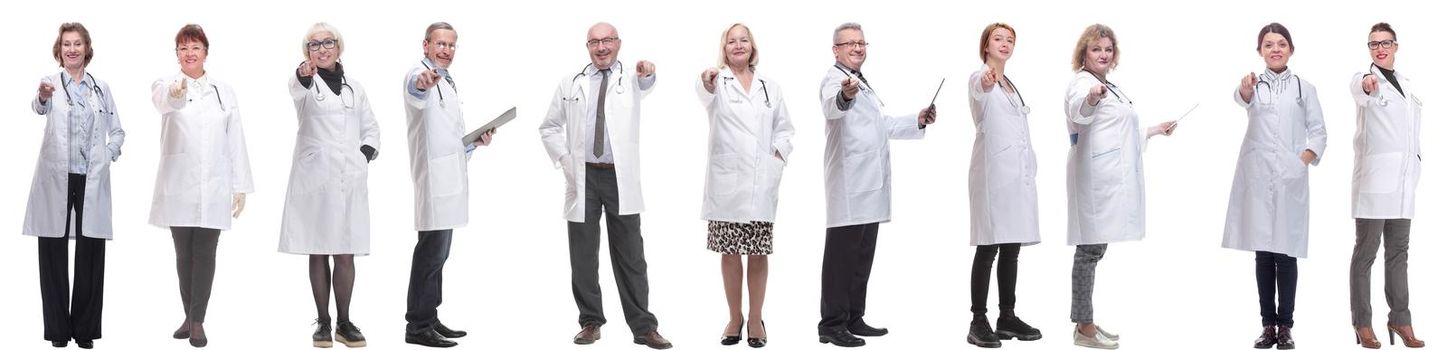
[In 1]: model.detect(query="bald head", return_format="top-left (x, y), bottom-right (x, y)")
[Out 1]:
top-left (587, 22), bottom-right (622, 69)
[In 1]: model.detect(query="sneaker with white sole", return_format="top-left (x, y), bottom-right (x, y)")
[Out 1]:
top-left (1074, 328), bottom-right (1119, 349)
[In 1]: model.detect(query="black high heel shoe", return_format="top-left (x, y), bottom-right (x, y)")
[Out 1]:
top-left (748, 320), bottom-right (767, 348)
top-left (721, 321), bottom-right (743, 346)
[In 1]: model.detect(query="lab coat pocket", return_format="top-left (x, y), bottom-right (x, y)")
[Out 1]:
top-left (292, 151), bottom-right (326, 194)
top-left (1088, 147), bottom-right (1122, 193)
top-left (1360, 152), bottom-right (1403, 194)
top-left (427, 152), bottom-right (464, 197)
top-left (708, 154), bottom-right (743, 199)
top-left (159, 154), bottom-right (190, 195)
top-left (845, 150), bottom-right (884, 194)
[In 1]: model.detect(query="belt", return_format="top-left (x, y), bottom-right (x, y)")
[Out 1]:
top-left (586, 162), bottom-right (615, 169)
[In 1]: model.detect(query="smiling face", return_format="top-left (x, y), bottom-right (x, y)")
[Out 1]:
top-left (587, 23), bottom-right (620, 70)
top-left (59, 31), bottom-right (87, 70)
top-left (1368, 30), bottom-right (1397, 69)
top-left (175, 39), bottom-right (207, 77)
top-left (309, 31), bottom-right (340, 70)
top-left (423, 28), bottom-right (456, 69)
top-left (984, 27), bottom-right (1015, 64)
top-left (1083, 37), bottom-right (1114, 75)
top-left (724, 25), bottom-right (754, 69)
top-left (1258, 32), bottom-right (1292, 71)
top-left (832, 28), bottom-right (866, 70)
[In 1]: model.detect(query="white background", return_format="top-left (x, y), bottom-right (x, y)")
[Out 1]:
top-left (0, 0), bottom-right (1441, 349)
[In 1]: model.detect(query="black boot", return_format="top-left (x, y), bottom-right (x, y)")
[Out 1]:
top-left (1253, 325), bottom-right (1277, 349)
top-left (968, 319), bottom-right (1002, 348)
top-left (996, 314), bottom-right (1043, 341)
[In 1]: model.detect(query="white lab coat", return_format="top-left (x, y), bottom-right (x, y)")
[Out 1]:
top-left (539, 63), bottom-right (653, 223)
top-left (149, 73), bottom-right (254, 230)
top-left (695, 69), bottom-right (795, 223)
top-left (1222, 69), bottom-right (1326, 258)
top-left (968, 66), bottom-right (1040, 246)
top-left (1350, 66), bottom-right (1422, 219)
top-left (279, 72), bottom-right (380, 255)
top-left (403, 61), bottom-right (470, 231)
top-left (1063, 70), bottom-right (1146, 245)
top-left (819, 65), bottom-right (926, 228)
top-left (23, 72), bottom-right (125, 239)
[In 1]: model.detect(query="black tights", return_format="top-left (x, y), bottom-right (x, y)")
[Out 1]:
top-left (310, 254), bottom-right (356, 322)
top-left (971, 243), bottom-right (1021, 320)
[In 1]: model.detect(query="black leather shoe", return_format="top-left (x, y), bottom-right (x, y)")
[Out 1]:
top-left (847, 321), bottom-right (889, 337)
top-left (1254, 325), bottom-right (1278, 349)
top-left (433, 323), bottom-right (466, 338)
top-left (968, 320), bottom-right (1002, 348)
top-left (721, 321), bottom-right (743, 345)
top-left (50, 340), bottom-right (67, 348)
top-left (314, 318), bottom-right (334, 348)
top-left (76, 339), bottom-right (94, 349)
top-left (1276, 326), bottom-right (1296, 350)
top-left (404, 329), bottom-right (457, 348)
top-left (818, 330), bottom-right (865, 347)
top-left (995, 315), bottom-right (1043, 341)
top-left (336, 321), bottom-right (367, 348)
top-left (747, 320), bottom-right (767, 348)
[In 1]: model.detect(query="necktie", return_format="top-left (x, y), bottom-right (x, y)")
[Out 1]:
top-left (593, 68), bottom-right (610, 158)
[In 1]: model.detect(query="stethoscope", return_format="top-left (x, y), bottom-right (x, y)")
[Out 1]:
top-left (1363, 64), bottom-right (1395, 107)
top-left (183, 80), bottom-right (226, 111)
top-left (720, 75), bottom-right (771, 108)
top-left (834, 63), bottom-right (883, 106)
top-left (1000, 75), bottom-right (1029, 114)
top-left (420, 59), bottom-right (458, 107)
top-left (1254, 70), bottom-right (1304, 106)
top-left (312, 74), bottom-right (356, 110)
top-left (1087, 71), bottom-right (1132, 106)
top-left (567, 63), bottom-right (627, 102)
top-left (61, 72), bottom-right (106, 113)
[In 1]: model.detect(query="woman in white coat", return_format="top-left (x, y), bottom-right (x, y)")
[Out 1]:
top-left (966, 22), bottom-right (1041, 349)
top-left (1062, 24), bottom-right (1176, 350)
top-left (1221, 23), bottom-right (1325, 350)
top-left (1347, 22), bottom-right (1425, 349)
top-left (149, 24), bottom-right (253, 348)
top-left (696, 23), bottom-right (794, 348)
top-left (25, 22), bottom-right (125, 349)
top-left (279, 23), bottom-right (378, 348)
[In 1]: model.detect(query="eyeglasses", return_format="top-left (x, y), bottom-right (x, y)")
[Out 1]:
top-left (833, 41), bottom-right (869, 49)
top-left (586, 37), bottom-right (618, 48)
top-left (1367, 40), bottom-right (1397, 49)
top-left (427, 41), bottom-right (457, 51)
top-left (176, 45), bottom-right (206, 54)
top-left (307, 38), bottom-right (338, 52)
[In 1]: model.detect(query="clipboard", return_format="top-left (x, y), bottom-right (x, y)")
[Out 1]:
top-left (463, 107), bottom-right (516, 143)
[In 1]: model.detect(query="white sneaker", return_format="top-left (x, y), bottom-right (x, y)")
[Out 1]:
top-left (1074, 328), bottom-right (1119, 349)
top-left (1095, 326), bottom-right (1120, 341)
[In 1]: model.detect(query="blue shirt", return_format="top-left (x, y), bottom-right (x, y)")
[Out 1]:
top-left (582, 60), bottom-right (656, 163)
top-left (62, 71), bottom-right (96, 174)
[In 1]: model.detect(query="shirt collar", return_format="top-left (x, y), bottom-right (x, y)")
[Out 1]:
top-left (585, 60), bottom-right (622, 77)
top-left (1263, 68), bottom-right (1292, 82)
top-left (423, 57), bottom-right (451, 78)
top-left (60, 70), bottom-right (93, 89)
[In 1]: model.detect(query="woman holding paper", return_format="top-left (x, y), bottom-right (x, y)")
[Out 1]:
top-left (1220, 22), bottom-right (1325, 350)
top-left (150, 23), bottom-right (253, 348)
top-left (965, 22), bottom-right (1042, 348)
top-left (696, 23), bottom-right (795, 348)
top-left (278, 22), bottom-right (378, 348)
top-left (1062, 23), bottom-right (1176, 350)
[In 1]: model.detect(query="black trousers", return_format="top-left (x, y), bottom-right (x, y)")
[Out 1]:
top-left (172, 227), bottom-right (220, 323)
top-left (39, 173), bottom-right (106, 342)
top-left (406, 229), bottom-right (453, 334)
top-left (1256, 251), bottom-right (1297, 327)
top-left (818, 222), bottom-right (879, 334)
top-left (971, 243), bottom-right (1021, 319)
top-left (569, 166), bottom-right (657, 336)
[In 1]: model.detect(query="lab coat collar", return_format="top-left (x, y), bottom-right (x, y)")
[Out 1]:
top-left (60, 70), bottom-right (94, 88)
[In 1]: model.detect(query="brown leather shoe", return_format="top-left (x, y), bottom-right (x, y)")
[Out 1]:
top-left (633, 330), bottom-right (673, 349)
top-left (1388, 324), bottom-right (1426, 348)
top-left (1355, 327), bottom-right (1381, 349)
top-left (574, 323), bottom-right (602, 345)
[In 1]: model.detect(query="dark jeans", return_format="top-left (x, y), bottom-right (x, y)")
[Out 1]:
top-left (172, 227), bottom-right (221, 323)
top-left (818, 222), bottom-right (879, 334)
top-left (39, 173), bottom-right (106, 342)
top-left (406, 229), bottom-right (453, 334)
top-left (1256, 251), bottom-right (1297, 327)
top-left (971, 243), bottom-right (1021, 319)
top-left (569, 166), bottom-right (657, 336)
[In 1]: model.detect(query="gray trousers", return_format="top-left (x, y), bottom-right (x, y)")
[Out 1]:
top-left (1071, 244), bottom-right (1108, 323)
top-left (171, 227), bottom-right (220, 322)
top-left (568, 166), bottom-right (658, 336)
top-left (1351, 218), bottom-right (1412, 326)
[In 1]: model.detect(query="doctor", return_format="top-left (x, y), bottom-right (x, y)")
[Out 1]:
top-left (25, 22), bottom-right (124, 350)
top-left (401, 21), bottom-right (494, 349)
top-left (1221, 23), bottom-right (1326, 350)
top-left (278, 22), bottom-right (378, 348)
top-left (696, 23), bottom-right (795, 348)
top-left (150, 23), bottom-right (253, 348)
top-left (1348, 22), bottom-right (1425, 349)
top-left (966, 22), bottom-right (1042, 349)
top-left (538, 22), bottom-right (672, 350)
top-left (1062, 24), bottom-right (1176, 350)
top-left (816, 22), bottom-right (936, 348)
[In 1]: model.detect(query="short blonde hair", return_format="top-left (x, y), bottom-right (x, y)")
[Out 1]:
top-left (1071, 24), bottom-right (1119, 71)
top-left (301, 22), bottom-right (344, 61)
top-left (978, 22), bottom-right (1015, 63)
top-left (716, 23), bottom-right (759, 69)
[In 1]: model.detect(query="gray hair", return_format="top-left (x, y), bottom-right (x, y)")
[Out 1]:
top-left (425, 22), bottom-right (454, 41)
top-left (833, 22), bottom-right (862, 44)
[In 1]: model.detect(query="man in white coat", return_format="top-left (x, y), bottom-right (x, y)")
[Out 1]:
top-left (815, 22), bottom-right (936, 348)
top-left (401, 22), bottom-right (494, 348)
top-left (538, 22), bottom-right (672, 349)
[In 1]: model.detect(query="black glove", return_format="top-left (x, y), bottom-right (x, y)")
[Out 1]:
top-left (360, 145), bottom-right (376, 163)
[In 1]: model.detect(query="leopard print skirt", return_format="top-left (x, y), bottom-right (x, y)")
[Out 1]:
top-left (706, 220), bottom-right (774, 255)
